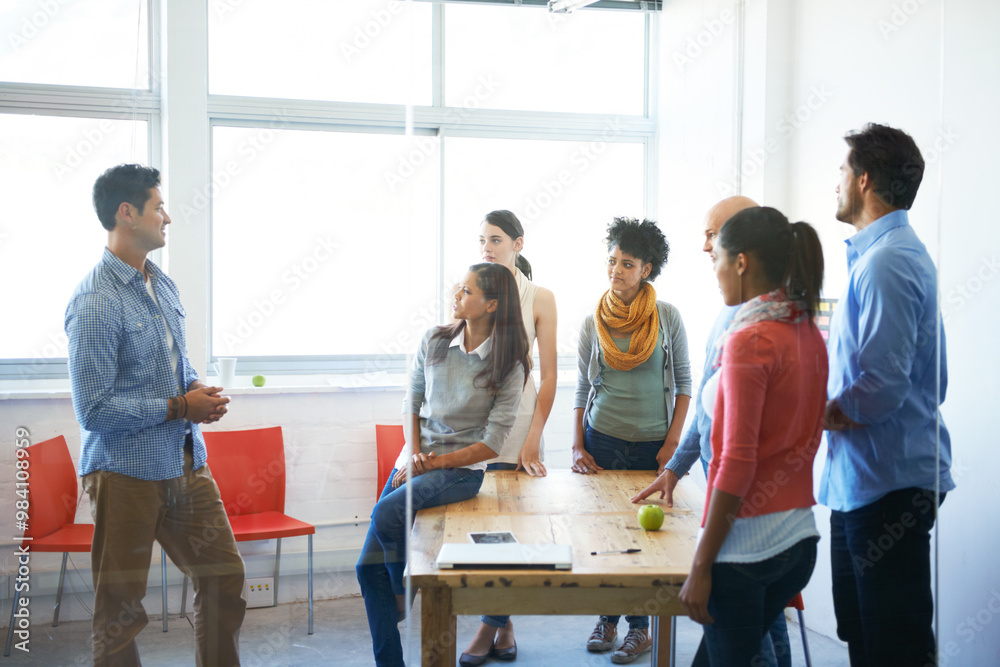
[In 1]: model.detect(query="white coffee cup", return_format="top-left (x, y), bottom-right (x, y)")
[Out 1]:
top-left (213, 357), bottom-right (237, 388)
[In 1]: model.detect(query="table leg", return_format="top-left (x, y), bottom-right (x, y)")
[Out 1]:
top-left (421, 586), bottom-right (456, 667)
top-left (651, 615), bottom-right (672, 667)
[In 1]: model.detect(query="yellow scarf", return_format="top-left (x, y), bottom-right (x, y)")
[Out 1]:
top-left (595, 282), bottom-right (660, 371)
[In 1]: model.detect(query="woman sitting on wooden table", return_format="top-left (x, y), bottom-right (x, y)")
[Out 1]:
top-left (356, 262), bottom-right (530, 667)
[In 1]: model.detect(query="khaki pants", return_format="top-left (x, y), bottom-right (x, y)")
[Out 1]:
top-left (83, 452), bottom-right (246, 667)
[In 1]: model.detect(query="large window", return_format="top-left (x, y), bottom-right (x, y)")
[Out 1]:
top-left (444, 4), bottom-right (645, 114)
top-left (211, 126), bottom-right (438, 358)
top-left (208, 1), bottom-right (655, 370)
top-left (209, 1), bottom-right (433, 105)
top-left (1, 0), bottom-right (658, 376)
top-left (0, 115), bottom-right (149, 362)
top-left (0, 0), bottom-right (154, 378)
top-left (0, 0), bottom-right (150, 88)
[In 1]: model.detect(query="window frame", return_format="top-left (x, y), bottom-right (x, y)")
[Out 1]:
top-left (1, 1), bottom-right (660, 379)
top-left (206, 3), bottom-right (659, 374)
top-left (0, 97), bottom-right (160, 380)
top-left (0, 0), bottom-right (160, 380)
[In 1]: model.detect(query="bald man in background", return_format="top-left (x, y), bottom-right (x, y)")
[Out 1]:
top-left (657, 196), bottom-right (793, 667)
top-left (661, 196), bottom-right (757, 488)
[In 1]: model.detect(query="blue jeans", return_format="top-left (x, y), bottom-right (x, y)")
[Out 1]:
top-left (696, 457), bottom-right (789, 666)
top-left (830, 488), bottom-right (943, 667)
top-left (762, 612), bottom-right (791, 667)
top-left (585, 425), bottom-right (661, 472)
top-left (586, 426), bottom-right (660, 629)
top-left (357, 467), bottom-right (485, 667)
top-left (692, 537), bottom-right (818, 667)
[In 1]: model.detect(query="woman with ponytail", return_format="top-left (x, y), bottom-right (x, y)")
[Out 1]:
top-left (634, 206), bottom-right (828, 666)
top-left (459, 211), bottom-right (558, 666)
top-left (357, 262), bottom-right (530, 667)
top-left (475, 210), bottom-right (557, 477)
top-left (574, 217), bottom-right (692, 663)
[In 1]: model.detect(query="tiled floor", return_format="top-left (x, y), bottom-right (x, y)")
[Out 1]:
top-left (6, 594), bottom-right (850, 666)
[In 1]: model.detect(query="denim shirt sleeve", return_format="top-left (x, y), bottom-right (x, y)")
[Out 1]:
top-left (667, 305), bottom-right (736, 476)
top-left (180, 348), bottom-right (199, 391)
top-left (666, 368), bottom-right (708, 477)
top-left (837, 247), bottom-right (922, 424)
top-left (66, 291), bottom-right (169, 433)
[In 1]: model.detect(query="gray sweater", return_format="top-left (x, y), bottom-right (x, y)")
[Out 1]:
top-left (575, 300), bottom-right (693, 433)
top-left (405, 327), bottom-right (525, 467)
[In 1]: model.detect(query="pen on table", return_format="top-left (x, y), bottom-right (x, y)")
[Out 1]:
top-left (590, 548), bottom-right (641, 555)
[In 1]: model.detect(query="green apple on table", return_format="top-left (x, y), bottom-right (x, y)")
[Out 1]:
top-left (637, 504), bottom-right (664, 531)
top-left (252, 374), bottom-right (266, 387)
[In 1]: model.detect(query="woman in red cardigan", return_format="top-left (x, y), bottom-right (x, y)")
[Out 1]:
top-left (634, 206), bottom-right (828, 666)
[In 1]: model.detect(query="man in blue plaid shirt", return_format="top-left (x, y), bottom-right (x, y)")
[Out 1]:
top-left (66, 164), bottom-right (246, 666)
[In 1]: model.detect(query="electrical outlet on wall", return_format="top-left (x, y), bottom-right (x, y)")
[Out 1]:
top-left (245, 577), bottom-right (274, 608)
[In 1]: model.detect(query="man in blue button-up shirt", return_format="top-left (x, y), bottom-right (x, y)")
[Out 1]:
top-left (821, 125), bottom-right (954, 666)
top-left (66, 164), bottom-right (245, 666)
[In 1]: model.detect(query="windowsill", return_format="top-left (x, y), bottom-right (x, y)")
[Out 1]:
top-left (0, 369), bottom-right (568, 401)
top-left (0, 373), bottom-right (411, 401)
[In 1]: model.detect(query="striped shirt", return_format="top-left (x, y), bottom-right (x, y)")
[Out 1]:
top-left (66, 248), bottom-right (205, 480)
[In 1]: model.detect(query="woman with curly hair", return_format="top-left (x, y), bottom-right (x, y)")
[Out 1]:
top-left (573, 217), bottom-right (692, 664)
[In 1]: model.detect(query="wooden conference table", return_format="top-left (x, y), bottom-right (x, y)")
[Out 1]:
top-left (409, 469), bottom-right (705, 666)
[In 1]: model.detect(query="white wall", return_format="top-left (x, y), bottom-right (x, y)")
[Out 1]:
top-left (4, 2), bottom-right (997, 662)
top-left (783, 3), bottom-right (1000, 663)
top-left (934, 2), bottom-right (1000, 663)
top-left (655, 0), bottom-right (738, 375)
top-left (662, 0), bottom-right (1000, 660)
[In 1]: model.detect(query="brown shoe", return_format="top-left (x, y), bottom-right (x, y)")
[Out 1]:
top-left (586, 617), bottom-right (618, 652)
top-left (611, 627), bottom-right (652, 664)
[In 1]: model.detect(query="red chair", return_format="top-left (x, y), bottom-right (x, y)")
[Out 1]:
top-left (5, 436), bottom-right (94, 656)
top-left (200, 427), bottom-right (315, 634)
top-left (375, 424), bottom-right (406, 499)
